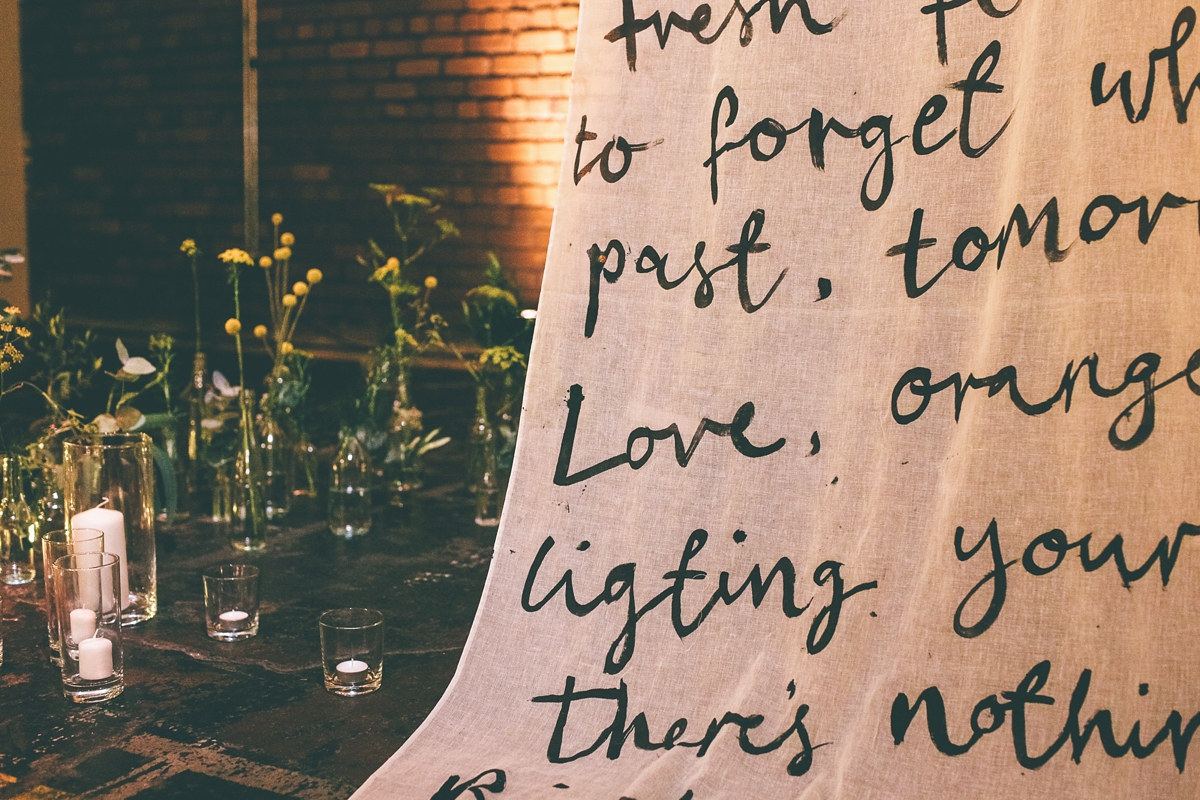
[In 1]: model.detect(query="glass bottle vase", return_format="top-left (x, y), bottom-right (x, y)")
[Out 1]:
top-left (185, 352), bottom-right (208, 517)
top-left (231, 390), bottom-right (267, 551)
top-left (467, 384), bottom-right (502, 527)
top-left (0, 455), bottom-right (36, 584)
top-left (258, 406), bottom-right (292, 521)
top-left (329, 434), bottom-right (372, 538)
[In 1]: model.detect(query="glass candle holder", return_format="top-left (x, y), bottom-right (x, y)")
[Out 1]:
top-left (202, 564), bottom-right (260, 641)
top-left (62, 433), bottom-right (158, 625)
top-left (0, 454), bottom-right (36, 585)
top-left (54, 552), bottom-right (124, 703)
top-left (41, 527), bottom-right (105, 666)
top-left (318, 608), bottom-right (383, 696)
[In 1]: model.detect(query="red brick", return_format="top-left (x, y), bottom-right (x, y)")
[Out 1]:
top-left (458, 14), bottom-right (485, 31)
top-left (395, 58), bottom-right (441, 76)
top-left (468, 78), bottom-right (513, 97)
top-left (539, 53), bottom-right (574, 75)
top-left (331, 41), bottom-right (367, 59)
top-left (515, 75), bottom-right (569, 97)
top-left (466, 33), bottom-right (513, 54)
top-left (421, 36), bottom-right (465, 55)
top-left (511, 163), bottom-right (557, 185)
top-left (457, 101), bottom-right (481, 118)
top-left (375, 82), bottom-right (418, 99)
top-left (445, 57), bottom-right (491, 76)
top-left (487, 142), bottom-right (535, 162)
top-left (515, 30), bottom-right (565, 53)
top-left (492, 54), bottom-right (538, 75)
top-left (433, 14), bottom-right (458, 32)
top-left (376, 40), bottom-right (417, 57)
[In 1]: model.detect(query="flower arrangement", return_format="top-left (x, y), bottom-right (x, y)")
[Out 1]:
top-left (253, 214), bottom-right (323, 376)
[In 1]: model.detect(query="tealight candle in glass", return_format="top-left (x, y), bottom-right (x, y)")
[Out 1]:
top-left (318, 608), bottom-right (383, 696)
top-left (41, 527), bottom-right (104, 666)
top-left (54, 552), bottom-right (124, 703)
top-left (202, 564), bottom-right (260, 641)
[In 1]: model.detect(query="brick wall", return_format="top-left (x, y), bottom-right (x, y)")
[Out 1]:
top-left (20, 0), bottom-right (576, 351)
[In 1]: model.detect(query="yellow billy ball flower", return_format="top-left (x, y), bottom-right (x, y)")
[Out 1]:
top-left (293, 281), bottom-right (309, 297)
top-left (424, 276), bottom-right (438, 289)
top-left (279, 341), bottom-right (294, 355)
top-left (271, 213), bottom-right (283, 225)
top-left (306, 268), bottom-right (323, 284)
top-left (282, 294), bottom-right (297, 308)
top-left (280, 232), bottom-right (295, 246)
top-left (274, 247), bottom-right (292, 261)
top-left (253, 324), bottom-right (268, 338)
top-left (259, 256), bottom-right (272, 268)
top-left (224, 318), bottom-right (242, 335)
top-left (384, 257), bottom-right (400, 272)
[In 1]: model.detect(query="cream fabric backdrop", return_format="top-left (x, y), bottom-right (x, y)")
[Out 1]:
top-left (355, 1), bottom-right (1200, 796)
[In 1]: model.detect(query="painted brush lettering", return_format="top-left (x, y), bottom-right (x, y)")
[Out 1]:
top-left (583, 209), bottom-right (786, 338)
top-left (522, 528), bottom-right (876, 673)
top-left (605, 0), bottom-right (837, 72)
top-left (706, 41), bottom-right (1012, 208)
top-left (553, 384), bottom-right (785, 487)
top-left (953, 518), bottom-right (1200, 638)
top-left (892, 661), bottom-right (1200, 771)
top-left (891, 347), bottom-right (1200, 450)
top-left (574, 115), bottom-right (664, 185)
top-left (1093, 6), bottom-right (1200, 123)
top-left (533, 676), bottom-right (824, 775)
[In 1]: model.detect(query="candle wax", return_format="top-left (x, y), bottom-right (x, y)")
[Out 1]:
top-left (69, 608), bottom-right (96, 641)
top-left (335, 659), bottom-right (369, 682)
top-left (78, 637), bottom-right (113, 680)
top-left (219, 610), bottom-right (249, 622)
top-left (71, 507), bottom-right (128, 611)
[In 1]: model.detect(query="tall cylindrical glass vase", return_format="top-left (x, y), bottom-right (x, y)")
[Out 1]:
top-left (62, 432), bottom-right (158, 625)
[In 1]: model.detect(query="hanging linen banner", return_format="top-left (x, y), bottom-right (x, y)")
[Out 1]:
top-left (355, 1), bottom-right (1200, 797)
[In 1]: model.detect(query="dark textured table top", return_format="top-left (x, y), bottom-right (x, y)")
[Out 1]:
top-left (0, 460), bottom-right (493, 800)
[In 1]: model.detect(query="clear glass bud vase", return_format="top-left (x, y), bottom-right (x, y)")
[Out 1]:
top-left (468, 384), bottom-right (502, 527)
top-left (185, 352), bottom-right (207, 517)
top-left (0, 455), bottom-right (36, 584)
top-left (231, 390), bottom-right (267, 551)
top-left (258, 407), bottom-right (292, 521)
top-left (329, 434), bottom-right (372, 538)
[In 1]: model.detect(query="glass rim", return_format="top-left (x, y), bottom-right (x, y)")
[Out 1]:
top-left (53, 551), bottom-right (120, 573)
top-left (42, 527), bottom-right (105, 544)
top-left (319, 607), bottom-right (384, 630)
top-left (63, 431), bottom-right (152, 451)
top-left (202, 563), bottom-right (259, 580)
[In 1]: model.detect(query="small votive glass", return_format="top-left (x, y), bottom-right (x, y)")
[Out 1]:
top-left (41, 527), bottom-right (105, 666)
top-left (202, 564), bottom-right (260, 641)
top-left (54, 552), bottom-right (123, 703)
top-left (319, 608), bottom-right (383, 696)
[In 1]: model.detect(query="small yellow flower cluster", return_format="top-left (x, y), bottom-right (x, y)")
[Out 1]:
top-left (218, 248), bottom-right (254, 266)
top-left (4, 306), bottom-right (19, 315)
top-left (180, 239), bottom-right (198, 257)
top-left (274, 247), bottom-right (292, 261)
top-left (0, 339), bottom-right (25, 372)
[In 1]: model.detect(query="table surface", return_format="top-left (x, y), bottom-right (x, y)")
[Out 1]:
top-left (0, 448), bottom-right (493, 800)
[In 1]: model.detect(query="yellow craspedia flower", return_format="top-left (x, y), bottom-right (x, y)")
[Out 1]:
top-left (384, 257), bottom-right (400, 272)
top-left (280, 232), bottom-right (295, 247)
top-left (274, 247), bottom-right (292, 261)
top-left (259, 256), bottom-right (272, 268)
top-left (218, 248), bottom-right (253, 266)
top-left (292, 281), bottom-right (308, 297)
top-left (279, 341), bottom-right (294, 355)
top-left (306, 268), bottom-right (323, 284)
top-left (424, 276), bottom-right (437, 289)
top-left (224, 318), bottom-right (242, 335)
top-left (282, 294), bottom-right (297, 308)
top-left (271, 213), bottom-right (283, 226)
top-left (253, 324), bottom-right (268, 338)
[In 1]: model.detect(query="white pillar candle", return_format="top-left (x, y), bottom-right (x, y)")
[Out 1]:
top-left (219, 610), bottom-right (248, 622)
top-left (78, 636), bottom-right (113, 680)
top-left (336, 659), bottom-right (368, 682)
top-left (69, 608), bottom-right (96, 641)
top-left (72, 506), bottom-right (128, 611)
